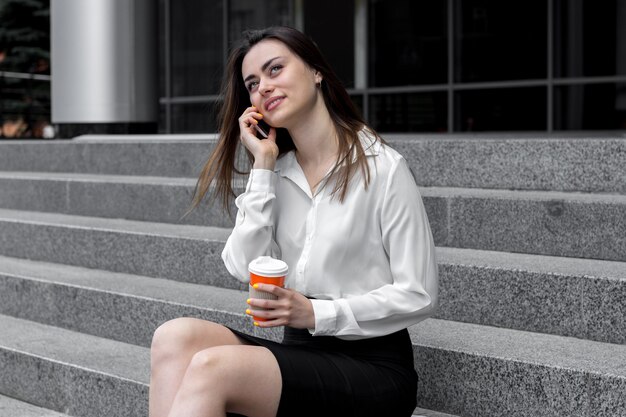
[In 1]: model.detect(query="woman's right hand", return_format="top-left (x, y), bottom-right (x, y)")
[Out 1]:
top-left (239, 106), bottom-right (279, 170)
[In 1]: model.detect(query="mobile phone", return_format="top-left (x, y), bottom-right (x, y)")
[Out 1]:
top-left (254, 119), bottom-right (271, 138)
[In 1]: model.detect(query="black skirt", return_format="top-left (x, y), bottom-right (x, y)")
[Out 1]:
top-left (226, 326), bottom-right (418, 417)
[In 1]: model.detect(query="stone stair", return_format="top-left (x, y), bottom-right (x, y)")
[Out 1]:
top-left (0, 134), bottom-right (624, 416)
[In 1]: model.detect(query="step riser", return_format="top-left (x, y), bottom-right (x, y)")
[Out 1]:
top-left (0, 275), bottom-right (261, 347)
top-left (392, 136), bottom-right (626, 194)
top-left (0, 349), bottom-right (147, 417)
top-left (1, 330), bottom-right (622, 417)
top-left (0, 220), bottom-right (242, 289)
top-left (0, 141), bottom-right (210, 178)
top-left (2, 178), bottom-right (625, 261)
top-left (436, 196), bottom-right (626, 262)
top-left (414, 346), bottom-right (626, 417)
top-left (1, 261), bottom-right (623, 345)
top-left (0, 176), bottom-right (234, 228)
top-left (2, 137), bottom-right (625, 193)
top-left (438, 264), bottom-right (626, 344)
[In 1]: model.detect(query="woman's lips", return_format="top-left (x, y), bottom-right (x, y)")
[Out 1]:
top-left (264, 96), bottom-right (285, 112)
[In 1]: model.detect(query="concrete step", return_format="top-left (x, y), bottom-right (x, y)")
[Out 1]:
top-left (0, 315), bottom-right (148, 417)
top-left (1, 134), bottom-right (625, 193)
top-left (0, 255), bottom-right (274, 347)
top-left (0, 395), bottom-right (69, 417)
top-left (410, 318), bottom-right (626, 416)
top-left (1, 313), bottom-right (624, 417)
top-left (1, 248), bottom-right (624, 346)
top-left (2, 172), bottom-right (625, 261)
top-left (0, 171), bottom-right (235, 228)
top-left (423, 187), bottom-right (626, 262)
top-left (0, 315), bottom-right (449, 417)
top-left (436, 249), bottom-right (626, 344)
top-left (389, 134), bottom-right (626, 193)
top-left (0, 208), bottom-right (237, 288)
top-left (0, 135), bottom-right (214, 178)
top-left (0, 206), bottom-right (624, 342)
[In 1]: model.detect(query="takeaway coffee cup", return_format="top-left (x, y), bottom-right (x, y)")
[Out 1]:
top-left (248, 256), bottom-right (289, 322)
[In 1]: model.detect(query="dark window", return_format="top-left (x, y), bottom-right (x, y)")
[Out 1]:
top-left (554, 0), bottom-right (625, 77)
top-left (349, 94), bottom-right (364, 119)
top-left (170, 102), bottom-right (219, 133)
top-left (369, 0), bottom-right (447, 87)
top-left (228, 0), bottom-right (292, 45)
top-left (554, 83), bottom-right (626, 130)
top-left (370, 92), bottom-right (447, 132)
top-left (455, 0), bottom-right (547, 82)
top-left (455, 87), bottom-right (546, 131)
top-left (171, 0), bottom-right (223, 96)
top-left (304, 0), bottom-right (355, 88)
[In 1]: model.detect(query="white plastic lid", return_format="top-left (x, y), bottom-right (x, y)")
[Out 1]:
top-left (248, 256), bottom-right (289, 277)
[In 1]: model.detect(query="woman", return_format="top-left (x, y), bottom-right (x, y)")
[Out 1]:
top-left (149, 26), bottom-right (438, 417)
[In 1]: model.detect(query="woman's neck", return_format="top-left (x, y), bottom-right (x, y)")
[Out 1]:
top-left (287, 101), bottom-right (339, 167)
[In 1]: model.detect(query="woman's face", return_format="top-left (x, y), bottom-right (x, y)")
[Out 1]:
top-left (241, 39), bottom-right (321, 129)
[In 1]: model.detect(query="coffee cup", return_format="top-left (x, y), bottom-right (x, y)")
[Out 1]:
top-left (248, 256), bottom-right (289, 322)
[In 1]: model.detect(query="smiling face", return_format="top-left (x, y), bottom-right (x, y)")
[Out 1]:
top-left (241, 39), bottom-right (322, 129)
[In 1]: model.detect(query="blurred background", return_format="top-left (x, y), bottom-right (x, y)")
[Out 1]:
top-left (1, 0), bottom-right (625, 139)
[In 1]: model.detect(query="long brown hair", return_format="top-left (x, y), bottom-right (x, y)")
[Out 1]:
top-left (189, 26), bottom-right (380, 214)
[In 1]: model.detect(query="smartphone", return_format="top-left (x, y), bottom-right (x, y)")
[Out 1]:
top-left (254, 119), bottom-right (271, 138)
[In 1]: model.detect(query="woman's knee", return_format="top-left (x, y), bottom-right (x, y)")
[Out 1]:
top-left (151, 318), bottom-right (212, 366)
top-left (180, 346), bottom-right (282, 416)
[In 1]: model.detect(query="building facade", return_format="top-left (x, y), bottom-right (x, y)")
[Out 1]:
top-left (1, 0), bottom-right (625, 138)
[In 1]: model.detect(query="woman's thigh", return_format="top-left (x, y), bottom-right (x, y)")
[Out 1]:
top-left (183, 344), bottom-right (282, 417)
top-left (151, 317), bottom-right (251, 353)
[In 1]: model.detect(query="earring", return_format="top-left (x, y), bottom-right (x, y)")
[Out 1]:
top-left (316, 80), bottom-right (322, 88)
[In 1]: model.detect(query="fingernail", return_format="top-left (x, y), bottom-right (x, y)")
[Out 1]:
top-left (246, 309), bottom-right (251, 315)
top-left (258, 113), bottom-right (263, 118)
top-left (253, 283), bottom-right (259, 289)
top-left (246, 298), bottom-right (251, 304)
top-left (253, 119), bottom-right (259, 124)
top-left (254, 321), bottom-right (259, 326)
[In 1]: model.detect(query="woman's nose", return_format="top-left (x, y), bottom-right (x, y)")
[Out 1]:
top-left (258, 79), bottom-right (274, 95)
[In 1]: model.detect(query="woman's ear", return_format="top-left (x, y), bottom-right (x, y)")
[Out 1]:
top-left (314, 71), bottom-right (323, 87)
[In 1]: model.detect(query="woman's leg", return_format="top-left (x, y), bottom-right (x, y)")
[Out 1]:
top-left (149, 317), bottom-right (253, 417)
top-left (167, 345), bottom-right (282, 417)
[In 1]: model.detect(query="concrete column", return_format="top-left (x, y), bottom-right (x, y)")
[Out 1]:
top-left (51, 0), bottom-right (157, 136)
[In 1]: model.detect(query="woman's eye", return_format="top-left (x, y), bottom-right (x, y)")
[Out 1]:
top-left (270, 65), bottom-right (282, 75)
top-left (247, 81), bottom-right (258, 91)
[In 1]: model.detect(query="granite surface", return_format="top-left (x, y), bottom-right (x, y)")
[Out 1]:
top-left (411, 319), bottom-right (626, 417)
top-left (2, 173), bottom-right (625, 262)
top-left (0, 209), bottom-right (237, 288)
top-left (1, 135), bottom-right (626, 193)
top-left (0, 139), bottom-right (214, 177)
top-left (442, 189), bottom-right (626, 262)
top-left (387, 135), bottom-right (626, 193)
top-left (0, 394), bottom-right (68, 417)
top-left (0, 315), bottom-right (149, 417)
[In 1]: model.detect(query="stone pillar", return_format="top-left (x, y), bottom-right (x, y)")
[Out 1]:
top-left (51, 0), bottom-right (158, 137)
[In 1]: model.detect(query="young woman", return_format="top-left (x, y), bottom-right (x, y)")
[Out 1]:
top-left (149, 26), bottom-right (438, 417)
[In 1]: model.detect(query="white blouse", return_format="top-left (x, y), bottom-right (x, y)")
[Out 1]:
top-left (222, 132), bottom-right (439, 340)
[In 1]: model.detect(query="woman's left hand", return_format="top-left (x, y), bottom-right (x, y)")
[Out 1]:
top-left (247, 284), bottom-right (315, 329)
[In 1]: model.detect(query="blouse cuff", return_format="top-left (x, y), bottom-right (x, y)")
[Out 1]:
top-left (308, 299), bottom-right (337, 336)
top-left (246, 169), bottom-right (276, 193)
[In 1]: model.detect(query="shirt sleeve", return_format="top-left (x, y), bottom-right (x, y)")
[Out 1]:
top-left (221, 169), bottom-right (281, 283)
top-left (309, 157), bottom-right (439, 339)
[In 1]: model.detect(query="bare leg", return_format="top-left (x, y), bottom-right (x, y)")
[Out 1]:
top-left (149, 318), bottom-right (252, 417)
top-left (167, 345), bottom-right (282, 417)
